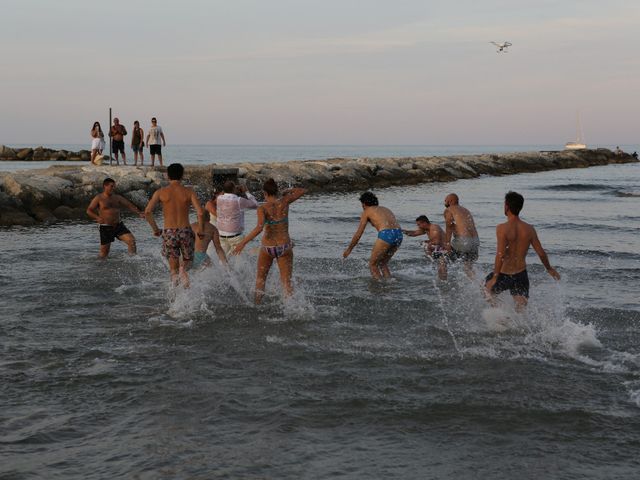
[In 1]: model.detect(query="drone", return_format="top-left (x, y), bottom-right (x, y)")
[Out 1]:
top-left (490, 41), bottom-right (512, 53)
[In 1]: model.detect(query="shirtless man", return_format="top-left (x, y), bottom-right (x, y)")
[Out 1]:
top-left (403, 215), bottom-right (448, 279)
top-left (485, 191), bottom-right (560, 311)
top-left (443, 193), bottom-right (480, 277)
top-left (144, 163), bottom-right (204, 287)
top-left (190, 210), bottom-right (228, 270)
top-left (343, 192), bottom-right (403, 280)
top-left (86, 178), bottom-right (145, 258)
top-left (109, 118), bottom-right (127, 166)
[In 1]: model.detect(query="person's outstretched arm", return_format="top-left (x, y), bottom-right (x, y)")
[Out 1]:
top-left (117, 194), bottom-right (145, 218)
top-left (232, 206), bottom-right (265, 255)
top-left (531, 228), bottom-right (560, 280)
top-left (282, 187), bottom-right (306, 204)
top-left (402, 227), bottom-right (426, 237)
top-left (343, 212), bottom-right (368, 258)
top-left (144, 190), bottom-right (162, 236)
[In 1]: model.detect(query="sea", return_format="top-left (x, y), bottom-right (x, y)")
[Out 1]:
top-left (1, 145), bottom-right (640, 479)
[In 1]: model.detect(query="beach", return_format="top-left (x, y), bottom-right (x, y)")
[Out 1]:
top-left (2, 158), bottom-right (639, 479)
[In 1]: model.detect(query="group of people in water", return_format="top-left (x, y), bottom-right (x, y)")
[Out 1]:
top-left (89, 117), bottom-right (166, 167)
top-left (87, 163), bottom-right (560, 309)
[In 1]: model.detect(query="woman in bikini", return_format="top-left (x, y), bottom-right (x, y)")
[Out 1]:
top-left (232, 178), bottom-right (305, 304)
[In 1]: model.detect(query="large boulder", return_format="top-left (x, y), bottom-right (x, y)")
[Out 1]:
top-left (0, 145), bottom-right (17, 159)
top-left (2, 173), bottom-right (74, 210)
top-left (16, 148), bottom-right (33, 160)
top-left (0, 208), bottom-right (36, 226)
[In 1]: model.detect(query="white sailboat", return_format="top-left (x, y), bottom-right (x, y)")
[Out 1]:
top-left (565, 112), bottom-right (587, 150)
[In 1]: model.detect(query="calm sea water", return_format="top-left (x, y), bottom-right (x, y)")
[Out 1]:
top-left (1, 152), bottom-right (640, 478)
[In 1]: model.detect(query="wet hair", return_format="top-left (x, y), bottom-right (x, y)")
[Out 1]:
top-left (416, 215), bottom-right (430, 224)
top-left (103, 177), bottom-right (115, 186)
top-left (359, 192), bottom-right (378, 206)
top-left (505, 191), bottom-right (524, 215)
top-left (167, 163), bottom-right (184, 180)
top-left (223, 180), bottom-right (236, 193)
top-left (263, 178), bottom-right (278, 196)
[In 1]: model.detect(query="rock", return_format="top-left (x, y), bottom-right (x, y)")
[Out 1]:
top-left (125, 189), bottom-right (149, 209)
top-left (0, 208), bottom-right (36, 226)
top-left (16, 148), bottom-right (33, 160)
top-left (30, 206), bottom-right (57, 223)
top-left (52, 205), bottom-right (77, 220)
top-left (0, 145), bottom-right (17, 159)
top-left (2, 173), bottom-right (74, 210)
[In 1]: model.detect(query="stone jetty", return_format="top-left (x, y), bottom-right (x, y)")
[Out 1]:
top-left (0, 145), bottom-right (91, 162)
top-left (0, 149), bottom-right (636, 226)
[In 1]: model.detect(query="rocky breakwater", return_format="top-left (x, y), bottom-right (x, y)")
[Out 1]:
top-left (0, 149), bottom-right (636, 226)
top-left (0, 145), bottom-right (91, 162)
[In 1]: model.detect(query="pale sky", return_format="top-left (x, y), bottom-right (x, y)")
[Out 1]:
top-left (1, 0), bottom-right (638, 145)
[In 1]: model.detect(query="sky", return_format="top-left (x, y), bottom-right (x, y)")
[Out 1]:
top-left (1, 0), bottom-right (638, 146)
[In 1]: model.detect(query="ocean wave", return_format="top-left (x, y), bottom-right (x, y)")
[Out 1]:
top-left (537, 183), bottom-right (614, 192)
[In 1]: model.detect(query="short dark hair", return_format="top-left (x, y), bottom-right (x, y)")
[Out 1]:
top-left (103, 177), bottom-right (115, 186)
top-left (359, 192), bottom-right (378, 206)
top-left (505, 191), bottom-right (524, 215)
top-left (223, 180), bottom-right (236, 193)
top-left (263, 178), bottom-right (278, 196)
top-left (416, 215), bottom-right (430, 224)
top-left (167, 163), bottom-right (184, 180)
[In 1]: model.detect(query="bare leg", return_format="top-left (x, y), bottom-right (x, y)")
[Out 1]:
top-left (91, 149), bottom-right (98, 165)
top-left (180, 259), bottom-right (192, 288)
top-left (276, 248), bottom-right (294, 298)
top-left (99, 243), bottom-right (111, 259)
top-left (514, 295), bottom-right (528, 313)
top-left (168, 257), bottom-right (180, 286)
top-left (114, 153), bottom-right (120, 166)
top-left (150, 154), bottom-right (155, 167)
top-left (255, 248), bottom-right (274, 304)
top-left (437, 258), bottom-right (448, 280)
top-left (118, 233), bottom-right (137, 255)
top-left (133, 151), bottom-right (138, 166)
top-left (463, 260), bottom-right (476, 280)
top-left (140, 151), bottom-right (144, 166)
top-left (121, 152), bottom-right (127, 166)
top-left (379, 245), bottom-right (399, 279)
top-left (369, 239), bottom-right (392, 280)
top-left (157, 154), bottom-right (163, 167)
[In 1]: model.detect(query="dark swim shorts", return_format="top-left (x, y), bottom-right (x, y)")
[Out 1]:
top-left (162, 227), bottom-right (195, 261)
top-left (112, 140), bottom-right (125, 153)
top-left (99, 222), bottom-right (131, 245)
top-left (485, 270), bottom-right (530, 298)
top-left (149, 144), bottom-right (162, 155)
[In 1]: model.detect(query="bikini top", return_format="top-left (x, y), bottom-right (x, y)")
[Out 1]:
top-left (264, 216), bottom-right (288, 226)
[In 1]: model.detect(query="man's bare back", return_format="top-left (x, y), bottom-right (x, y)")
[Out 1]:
top-left (363, 206), bottom-right (400, 232)
top-left (153, 183), bottom-right (199, 229)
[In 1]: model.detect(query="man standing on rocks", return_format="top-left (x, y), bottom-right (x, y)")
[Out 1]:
top-left (343, 192), bottom-right (403, 280)
top-left (443, 193), bottom-right (480, 278)
top-left (146, 117), bottom-right (166, 167)
top-left (109, 118), bottom-right (128, 165)
top-left (208, 180), bottom-right (258, 255)
top-left (485, 191), bottom-right (560, 311)
top-left (144, 163), bottom-right (204, 287)
top-left (86, 178), bottom-right (145, 258)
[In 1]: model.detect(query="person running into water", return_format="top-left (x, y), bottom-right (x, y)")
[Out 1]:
top-left (403, 215), bottom-right (448, 280)
top-left (485, 191), bottom-right (560, 311)
top-left (191, 210), bottom-right (228, 270)
top-left (232, 179), bottom-right (306, 304)
top-left (343, 192), bottom-right (403, 280)
top-left (443, 193), bottom-right (480, 278)
top-left (144, 163), bottom-right (204, 287)
top-left (211, 180), bottom-right (258, 255)
top-left (86, 178), bottom-right (144, 258)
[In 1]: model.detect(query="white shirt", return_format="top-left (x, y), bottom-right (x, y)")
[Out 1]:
top-left (148, 126), bottom-right (163, 145)
top-left (215, 192), bottom-right (258, 235)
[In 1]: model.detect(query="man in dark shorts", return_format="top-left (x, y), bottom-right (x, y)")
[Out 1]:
top-left (86, 178), bottom-right (145, 258)
top-left (485, 191), bottom-right (561, 311)
top-left (145, 163), bottom-right (204, 287)
top-left (109, 118), bottom-right (128, 165)
top-left (145, 117), bottom-right (166, 167)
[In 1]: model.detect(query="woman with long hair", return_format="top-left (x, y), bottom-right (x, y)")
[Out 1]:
top-left (90, 121), bottom-right (105, 165)
top-left (233, 179), bottom-right (305, 304)
top-left (131, 120), bottom-right (145, 166)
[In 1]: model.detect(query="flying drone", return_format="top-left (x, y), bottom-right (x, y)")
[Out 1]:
top-left (490, 41), bottom-right (512, 53)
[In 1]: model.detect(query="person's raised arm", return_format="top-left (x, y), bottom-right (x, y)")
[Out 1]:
top-left (86, 195), bottom-right (102, 223)
top-left (232, 206), bottom-right (265, 255)
top-left (531, 228), bottom-right (560, 280)
top-left (210, 226), bottom-right (228, 266)
top-left (117, 194), bottom-right (145, 218)
top-left (237, 185), bottom-right (258, 208)
top-left (343, 212), bottom-right (368, 258)
top-left (282, 187), bottom-right (306, 205)
top-left (144, 190), bottom-right (162, 236)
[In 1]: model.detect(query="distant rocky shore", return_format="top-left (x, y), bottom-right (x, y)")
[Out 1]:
top-left (0, 149), bottom-right (636, 226)
top-left (0, 144), bottom-right (91, 162)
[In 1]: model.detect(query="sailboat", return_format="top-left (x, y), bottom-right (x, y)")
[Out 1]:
top-left (565, 112), bottom-right (587, 150)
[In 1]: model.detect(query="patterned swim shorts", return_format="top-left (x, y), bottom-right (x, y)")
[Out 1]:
top-left (161, 227), bottom-right (195, 261)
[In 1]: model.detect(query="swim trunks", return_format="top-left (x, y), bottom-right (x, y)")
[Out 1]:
top-left (161, 227), bottom-right (195, 261)
top-left (99, 222), bottom-right (131, 245)
top-left (192, 251), bottom-right (211, 268)
top-left (377, 228), bottom-right (403, 247)
top-left (430, 243), bottom-right (448, 260)
top-left (451, 236), bottom-right (479, 261)
top-left (485, 270), bottom-right (530, 298)
top-left (112, 140), bottom-right (125, 154)
top-left (150, 144), bottom-right (162, 156)
top-left (263, 243), bottom-right (292, 259)
top-left (131, 144), bottom-right (144, 153)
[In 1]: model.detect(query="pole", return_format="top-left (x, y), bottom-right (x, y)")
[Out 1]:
top-left (109, 107), bottom-right (113, 166)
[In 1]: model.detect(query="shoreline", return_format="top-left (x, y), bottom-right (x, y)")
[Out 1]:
top-left (0, 149), bottom-right (636, 226)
